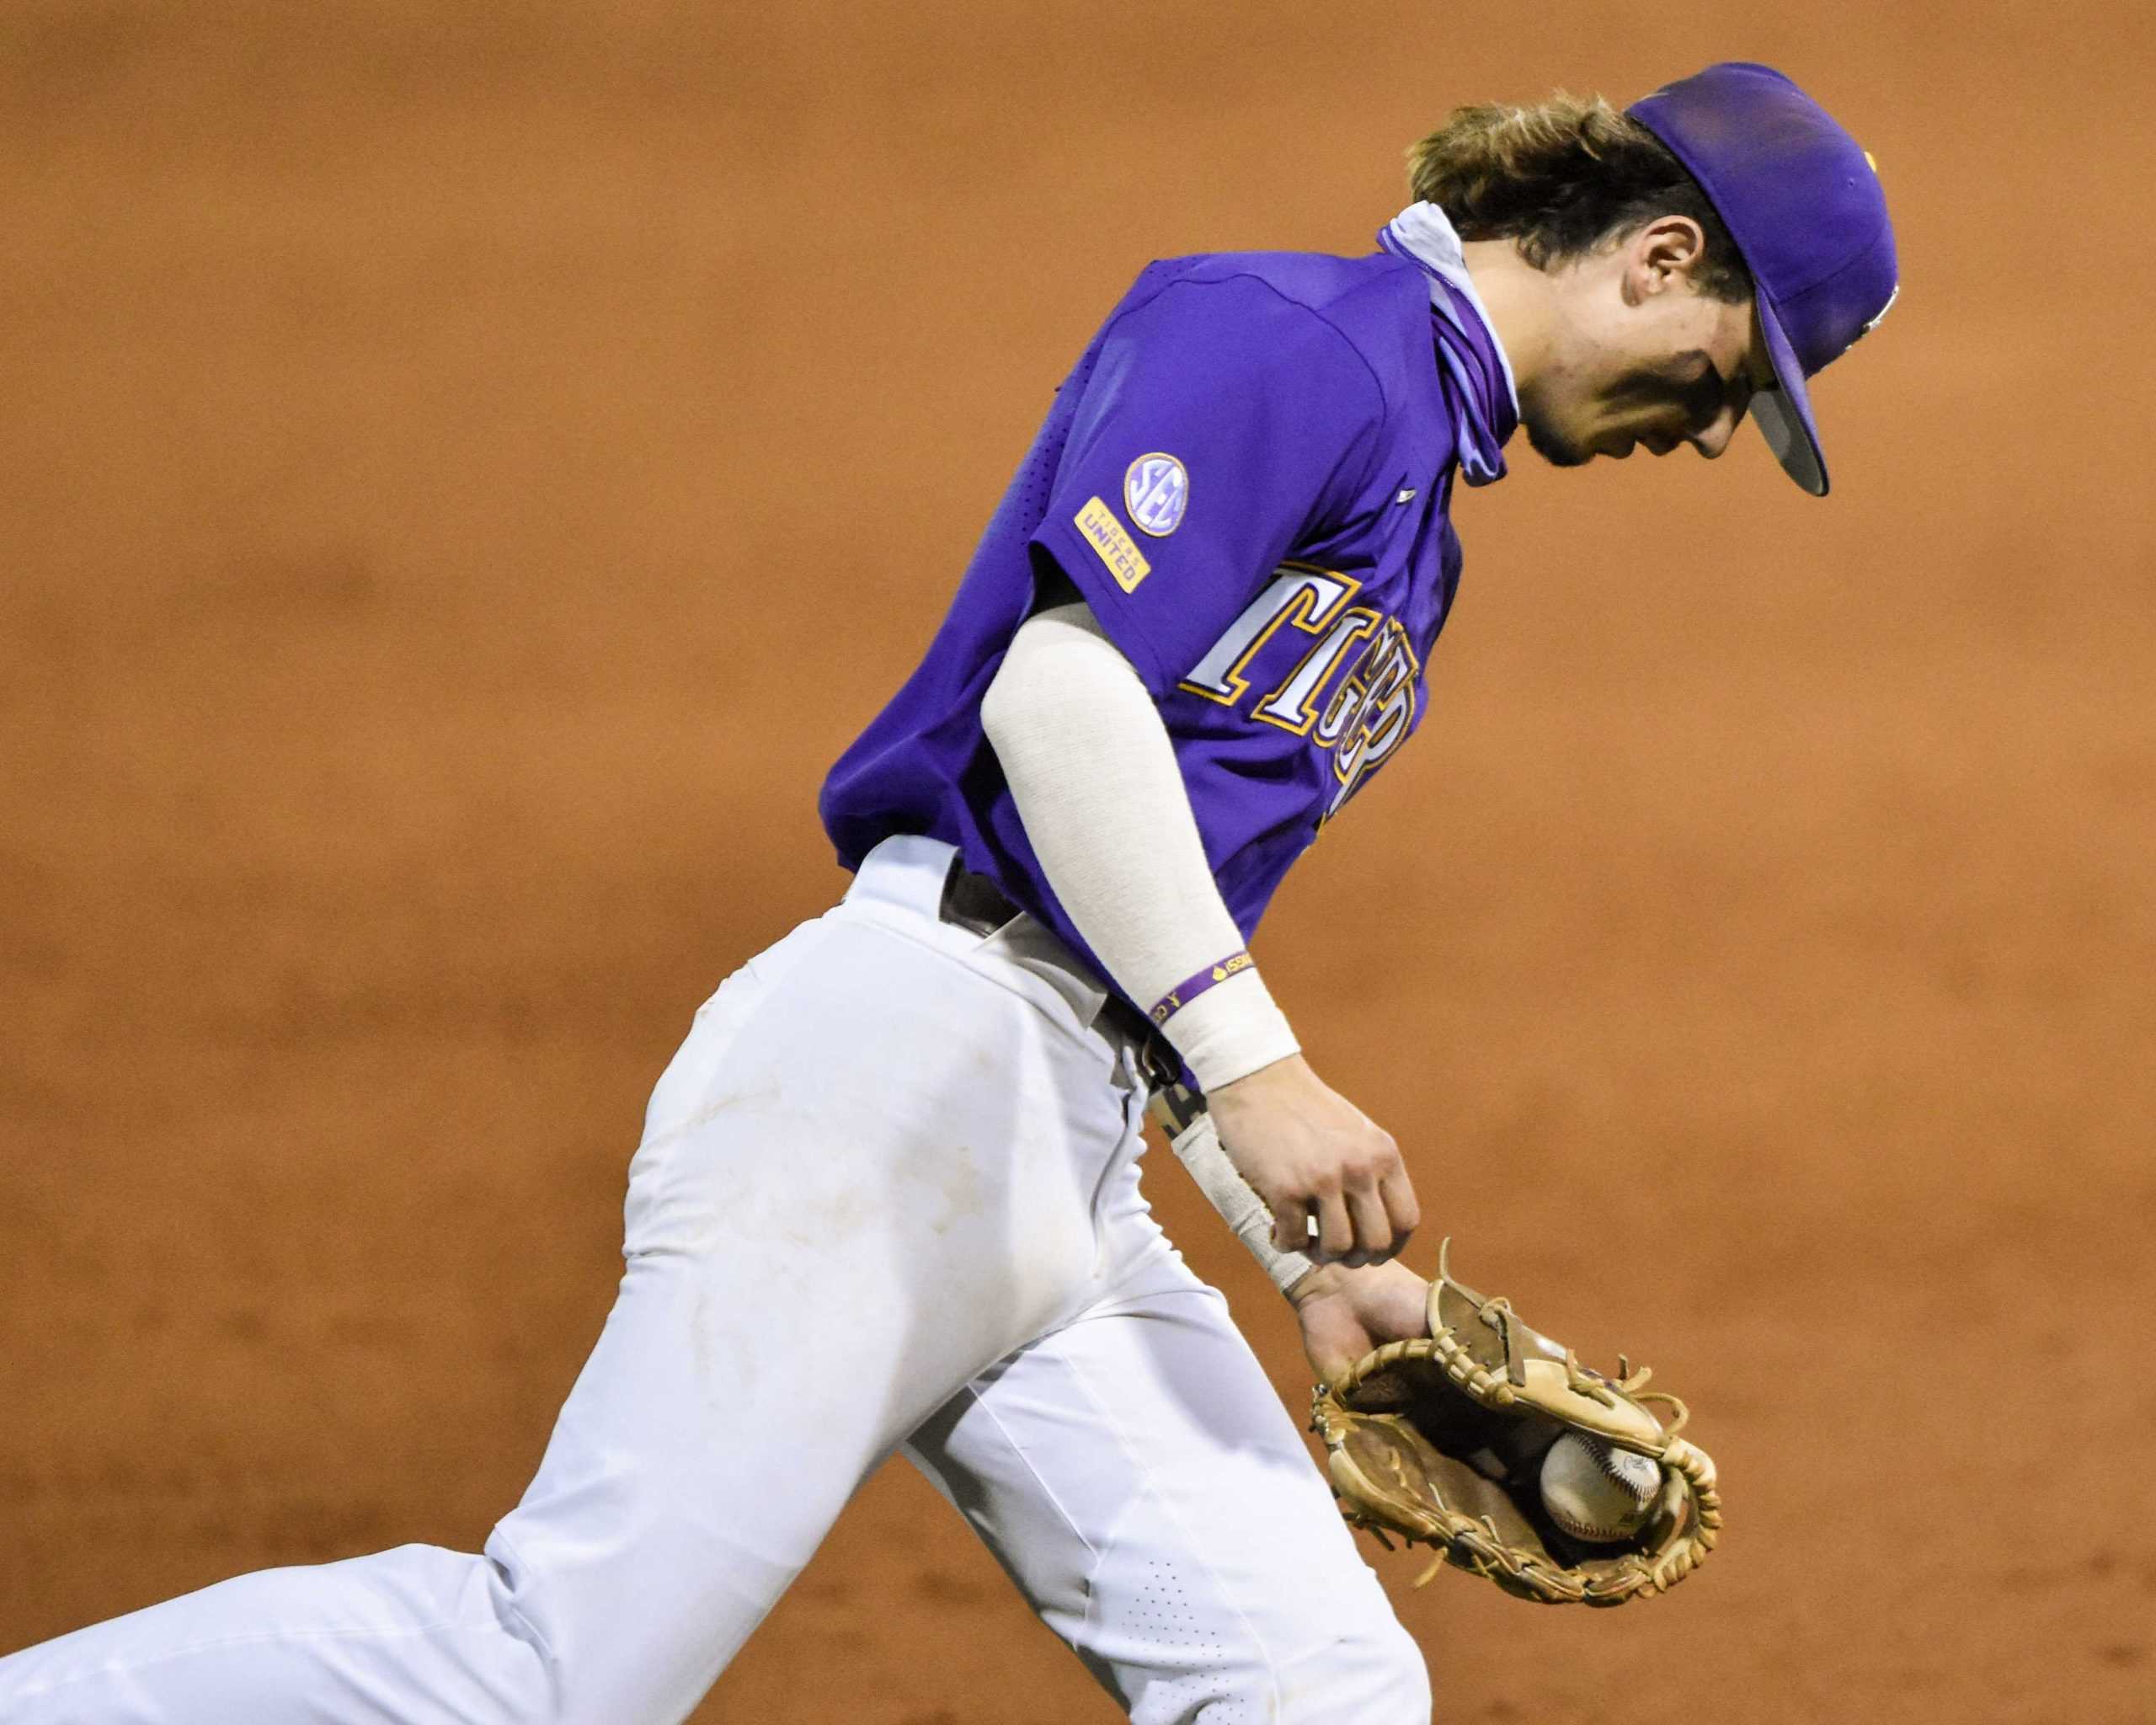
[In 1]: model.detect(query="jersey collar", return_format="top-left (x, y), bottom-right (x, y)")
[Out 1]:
top-left (1378, 202), bottom-right (1520, 487)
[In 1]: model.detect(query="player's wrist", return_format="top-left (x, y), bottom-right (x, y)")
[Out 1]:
top-left (1154, 1089), bottom-right (1321, 1296)
top-left (1158, 967), bottom-right (1299, 1092)
top-left (1283, 1261), bottom-right (1344, 1306)
top-left (1289, 1256), bottom-right (1424, 1307)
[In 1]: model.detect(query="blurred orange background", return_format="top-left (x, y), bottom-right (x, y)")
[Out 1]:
top-left (3, 4), bottom-right (2152, 1721)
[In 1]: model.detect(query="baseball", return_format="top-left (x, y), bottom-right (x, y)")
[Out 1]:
top-left (1538, 1433), bottom-right (1662, 1544)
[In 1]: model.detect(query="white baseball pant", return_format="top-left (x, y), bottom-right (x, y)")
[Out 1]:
top-left (0, 836), bottom-right (1427, 1724)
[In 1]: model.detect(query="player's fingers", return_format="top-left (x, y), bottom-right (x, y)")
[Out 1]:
top-left (1344, 1182), bottom-right (1393, 1266)
top-left (1379, 1167), bottom-right (1420, 1245)
top-left (1271, 1195), bottom-right (1314, 1255)
top-left (1314, 1190), bottom-right (1356, 1262)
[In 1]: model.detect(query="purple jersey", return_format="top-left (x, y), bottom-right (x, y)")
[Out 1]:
top-left (820, 245), bottom-right (1512, 997)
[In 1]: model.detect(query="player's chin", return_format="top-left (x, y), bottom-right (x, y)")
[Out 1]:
top-left (1522, 414), bottom-right (1596, 469)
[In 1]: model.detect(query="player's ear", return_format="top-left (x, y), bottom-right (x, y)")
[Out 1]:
top-left (1629, 216), bottom-right (1708, 299)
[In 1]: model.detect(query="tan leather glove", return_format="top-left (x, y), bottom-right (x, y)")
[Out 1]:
top-left (1310, 1244), bottom-right (1721, 1605)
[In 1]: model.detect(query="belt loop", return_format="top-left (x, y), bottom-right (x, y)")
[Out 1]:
top-left (844, 834), bottom-right (962, 922)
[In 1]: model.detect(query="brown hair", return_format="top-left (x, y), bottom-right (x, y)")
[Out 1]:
top-left (1407, 94), bottom-right (1753, 302)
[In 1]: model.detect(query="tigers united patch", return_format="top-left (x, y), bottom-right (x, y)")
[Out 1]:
top-left (1123, 453), bottom-right (1188, 537)
top-left (1074, 497), bottom-right (1151, 593)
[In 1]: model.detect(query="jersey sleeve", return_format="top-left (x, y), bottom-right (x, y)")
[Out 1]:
top-left (1027, 274), bottom-right (1385, 695)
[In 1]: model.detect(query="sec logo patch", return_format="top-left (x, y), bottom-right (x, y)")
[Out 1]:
top-left (1123, 453), bottom-right (1188, 537)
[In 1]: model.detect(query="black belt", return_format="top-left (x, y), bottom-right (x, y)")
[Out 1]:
top-left (937, 857), bottom-right (1179, 1087)
top-left (938, 857), bottom-right (1027, 939)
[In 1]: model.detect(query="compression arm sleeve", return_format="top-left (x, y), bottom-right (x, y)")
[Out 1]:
top-left (979, 601), bottom-right (1299, 1092)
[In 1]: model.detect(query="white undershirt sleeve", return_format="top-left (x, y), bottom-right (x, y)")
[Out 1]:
top-left (979, 601), bottom-right (1300, 1092)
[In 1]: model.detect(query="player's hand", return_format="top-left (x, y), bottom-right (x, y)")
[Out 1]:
top-left (1204, 1055), bottom-right (1418, 1266)
top-left (1287, 1258), bottom-right (1432, 1384)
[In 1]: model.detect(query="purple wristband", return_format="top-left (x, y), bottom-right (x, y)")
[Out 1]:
top-left (1149, 952), bottom-right (1255, 1026)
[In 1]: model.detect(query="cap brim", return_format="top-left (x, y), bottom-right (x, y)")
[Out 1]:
top-left (1752, 291), bottom-right (1828, 496)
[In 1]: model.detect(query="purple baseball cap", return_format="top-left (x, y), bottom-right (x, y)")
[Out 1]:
top-left (1628, 62), bottom-right (1898, 496)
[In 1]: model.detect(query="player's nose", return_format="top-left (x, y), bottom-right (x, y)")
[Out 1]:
top-left (1689, 407), bottom-right (1742, 459)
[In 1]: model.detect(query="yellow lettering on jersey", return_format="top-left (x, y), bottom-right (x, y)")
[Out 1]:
top-left (1074, 496), bottom-right (1151, 593)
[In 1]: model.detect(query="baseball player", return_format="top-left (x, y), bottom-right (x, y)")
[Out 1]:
top-left (0, 62), bottom-right (1895, 1725)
